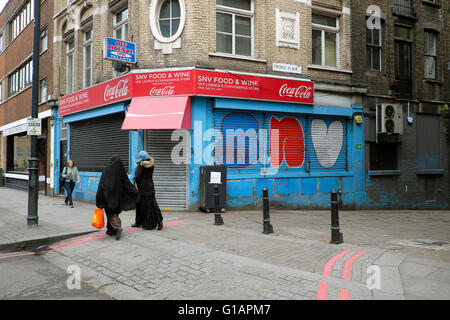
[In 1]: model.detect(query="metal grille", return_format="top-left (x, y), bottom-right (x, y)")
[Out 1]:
top-left (70, 112), bottom-right (129, 172)
top-left (394, 0), bottom-right (412, 15)
top-left (145, 130), bottom-right (188, 211)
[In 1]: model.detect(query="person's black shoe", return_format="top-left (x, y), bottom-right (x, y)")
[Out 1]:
top-left (70, 204), bottom-right (74, 208)
top-left (157, 222), bottom-right (163, 230)
top-left (116, 227), bottom-right (122, 240)
top-left (65, 201), bottom-right (68, 206)
top-left (131, 223), bottom-right (141, 228)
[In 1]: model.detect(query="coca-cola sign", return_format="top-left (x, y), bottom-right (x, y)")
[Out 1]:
top-left (104, 78), bottom-right (129, 102)
top-left (149, 86), bottom-right (175, 96)
top-left (279, 84), bottom-right (313, 99)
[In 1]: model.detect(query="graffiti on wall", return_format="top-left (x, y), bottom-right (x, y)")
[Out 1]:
top-left (216, 112), bottom-right (345, 170)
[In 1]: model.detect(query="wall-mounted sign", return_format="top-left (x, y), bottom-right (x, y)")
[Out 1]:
top-left (59, 69), bottom-right (314, 116)
top-left (27, 118), bottom-right (41, 135)
top-left (103, 37), bottom-right (137, 64)
top-left (272, 62), bottom-right (303, 74)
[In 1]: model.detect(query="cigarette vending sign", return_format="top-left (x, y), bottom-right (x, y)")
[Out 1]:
top-left (103, 37), bottom-right (137, 64)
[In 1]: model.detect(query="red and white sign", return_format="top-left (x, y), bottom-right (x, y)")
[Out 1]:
top-left (59, 69), bottom-right (314, 116)
top-left (59, 75), bottom-right (131, 116)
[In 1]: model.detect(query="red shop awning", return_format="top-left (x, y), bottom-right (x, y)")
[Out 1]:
top-left (121, 96), bottom-right (191, 130)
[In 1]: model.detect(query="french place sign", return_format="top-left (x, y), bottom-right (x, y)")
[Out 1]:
top-left (59, 69), bottom-right (314, 116)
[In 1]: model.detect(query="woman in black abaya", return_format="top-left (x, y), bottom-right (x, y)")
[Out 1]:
top-left (96, 156), bottom-right (138, 240)
top-left (133, 150), bottom-right (163, 230)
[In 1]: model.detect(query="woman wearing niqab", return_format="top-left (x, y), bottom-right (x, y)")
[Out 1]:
top-left (96, 156), bottom-right (138, 240)
top-left (133, 150), bottom-right (163, 230)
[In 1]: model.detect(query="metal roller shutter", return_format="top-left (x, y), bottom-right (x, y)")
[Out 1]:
top-left (70, 113), bottom-right (129, 172)
top-left (213, 109), bottom-right (265, 169)
top-left (307, 115), bottom-right (348, 171)
top-left (145, 130), bottom-right (188, 211)
top-left (266, 112), bottom-right (307, 172)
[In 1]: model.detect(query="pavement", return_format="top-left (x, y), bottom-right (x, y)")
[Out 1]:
top-left (0, 187), bottom-right (449, 300)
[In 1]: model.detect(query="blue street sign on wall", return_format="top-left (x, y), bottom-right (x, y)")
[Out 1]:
top-left (103, 37), bottom-right (137, 64)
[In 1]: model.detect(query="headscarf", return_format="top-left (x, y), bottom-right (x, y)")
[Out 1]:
top-left (135, 150), bottom-right (150, 164)
top-left (96, 156), bottom-right (138, 213)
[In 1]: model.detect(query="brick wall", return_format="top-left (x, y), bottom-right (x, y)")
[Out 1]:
top-left (52, 0), bottom-right (354, 97)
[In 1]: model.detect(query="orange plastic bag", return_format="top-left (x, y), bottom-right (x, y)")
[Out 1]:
top-left (92, 207), bottom-right (105, 229)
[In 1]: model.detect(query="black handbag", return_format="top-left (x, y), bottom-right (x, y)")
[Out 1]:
top-left (60, 167), bottom-right (66, 184)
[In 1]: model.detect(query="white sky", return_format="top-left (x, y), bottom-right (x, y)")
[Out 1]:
top-left (0, 0), bottom-right (8, 14)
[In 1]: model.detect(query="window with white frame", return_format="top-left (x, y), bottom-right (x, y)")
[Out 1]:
top-left (114, 8), bottom-right (129, 41)
top-left (159, 0), bottom-right (181, 38)
top-left (40, 77), bottom-right (47, 104)
top-left (0, 33), bottom-right (3, 53)
top-left (66, 39), bottom-right (74, 94)
top-left (8, 60), bottom-right (32, 97)
top-left (366, 21), bottom-right (382, 71)
top-left (311, 13), bottom-right (339, 68)
top-left (40, 27), bottom-right (48, 53)
top-left (83, 29), bottom-right (93, 88)
top-left (216, 0), bottom-right (253, 57)
top-left (424, 31), bottom-right (437, 79)
top-left (10, 0), bottom-right (33, 42)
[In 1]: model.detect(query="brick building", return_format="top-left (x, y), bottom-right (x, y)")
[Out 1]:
top-left (351, 0), bottom-right (449, 209)
top-left (0, 0), bottom-right (54, 192)
top-left (50, 0), bottom-right (369, 211)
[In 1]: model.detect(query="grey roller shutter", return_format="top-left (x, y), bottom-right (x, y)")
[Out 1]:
top-left (70, 112), bottom-right (129, 172)
top-left (145, 130), bottom-right (188, 211)
top-left (307, 115), bottom-right (348, 171)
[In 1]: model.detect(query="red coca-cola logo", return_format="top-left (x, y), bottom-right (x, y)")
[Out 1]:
top-left (279, 84), bottom-right (313, 99)
top-left (104, 78), bottom-right (129, 102)
top-left (149, 86), bottom-right (175, 96)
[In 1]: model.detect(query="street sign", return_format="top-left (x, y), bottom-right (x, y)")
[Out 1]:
top-left (103, 37), bottom-right (137, 64)
top-left (27, 118), bottom-right (41, 135)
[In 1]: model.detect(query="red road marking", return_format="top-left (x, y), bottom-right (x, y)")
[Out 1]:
top-left (316, 249), bottom-right (376, 300)
top-left (342, 251), bottom-right (369, 281)
top-left (0, 219), bottom-right (191, 259)
top-left (316, 281), bottom-right (328, 300)
top-left (339, 288), bottom-right (350, 300)
top-left (316, 249), bottom-right (354, 300)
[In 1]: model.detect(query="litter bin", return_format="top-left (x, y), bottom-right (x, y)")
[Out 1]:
top-left (199, 165), bottom-right (227, 213)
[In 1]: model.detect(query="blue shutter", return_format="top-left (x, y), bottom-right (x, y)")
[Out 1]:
top-left (213, 109), bottom-right (265, 171)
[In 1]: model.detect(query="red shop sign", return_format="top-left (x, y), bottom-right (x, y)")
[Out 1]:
top-left (59, 69), bottom-right (313, 116)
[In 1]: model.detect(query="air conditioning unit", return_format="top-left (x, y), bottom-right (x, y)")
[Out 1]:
top-left (376, 104), bottom-right (403, 135)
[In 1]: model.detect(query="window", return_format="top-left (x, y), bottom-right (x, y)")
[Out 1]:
top-left (83, 29), bottom-right (93, 88)
top-left (10, 0), bottom-right (33, 42)
top-left (8, 60), bottom-right (32, 97)
top-left (66, 40), bottom-right (74, 94)
top-left (424, 31), bottom-right (437, 79)
top-left (0, 33), bottom-right (3, 53)
top-left (159, 0), bottom-right (180, 38)
top-left (394, 0), bottom-right (413, 15)
top-left (40, 27), bottom-right (48, 53)
top-left (216, 0), bottom-right (253, 57)
top-left (39, 77), bottom-right (47, 104)
top-left (114, 8), bottom-right (129, 41)
top-left (312, 13), bottom-right (339, 67)
top-left (367, 22), bottom-right (382, 70)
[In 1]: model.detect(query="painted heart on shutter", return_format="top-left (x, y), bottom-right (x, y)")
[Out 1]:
top-left (311, 119), bottom-right (343, 169)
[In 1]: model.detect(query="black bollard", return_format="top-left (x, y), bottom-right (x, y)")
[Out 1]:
top-left (213, 184), bottom-right (224, 226)
top-left (330, 189), bottom-right (343, 244)
top-left (262, 188), bottom-right (273, 234)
